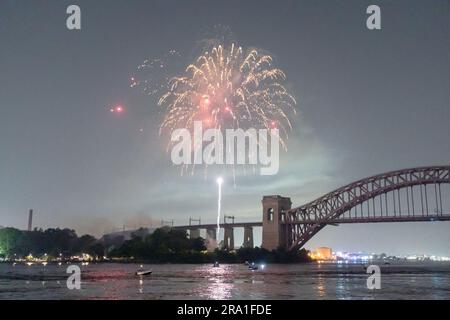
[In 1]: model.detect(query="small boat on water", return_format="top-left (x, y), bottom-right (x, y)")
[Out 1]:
top-left (136, 269), bottom-right (152, 276)
top-left (248, 263), bottom-right (258, 270)
top-left (136, 265), bottom-right (152, 276)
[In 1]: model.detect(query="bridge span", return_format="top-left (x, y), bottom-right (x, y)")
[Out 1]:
top-left (170, 166), bottom-right (450, 251)
top-left (173, 220), bottom-right (262, 250)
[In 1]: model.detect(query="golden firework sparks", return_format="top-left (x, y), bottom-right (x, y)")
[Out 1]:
top-left (134, 43), bottom-right (297, 177)
top-left (158, 43), bottom-right (296, 148)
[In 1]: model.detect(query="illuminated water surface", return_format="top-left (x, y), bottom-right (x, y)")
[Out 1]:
top-left (1, 262), bottom-right (450, 299)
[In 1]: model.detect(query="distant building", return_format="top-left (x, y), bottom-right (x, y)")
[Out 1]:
top-left (28, 209), bottom-right (33, 231)
top-left (311, 247), bottom-right (333, 260)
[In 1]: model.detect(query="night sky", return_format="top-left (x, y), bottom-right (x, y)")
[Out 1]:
top-left (1, 0), bottom-right (449, 255)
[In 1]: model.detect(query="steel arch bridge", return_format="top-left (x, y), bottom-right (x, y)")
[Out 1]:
top-left (282, 166), bottom-right (450, 250)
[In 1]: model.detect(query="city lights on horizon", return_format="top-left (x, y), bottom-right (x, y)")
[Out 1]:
top-left (308, 246), bottom-right (450, 262)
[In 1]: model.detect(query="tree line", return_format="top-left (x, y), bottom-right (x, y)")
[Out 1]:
top-left (109, 227), bottom-right (311, 263)
top-left (1, 226), bottom-right (311, 263)
top-left (0, 227), bottom-right (104, 258)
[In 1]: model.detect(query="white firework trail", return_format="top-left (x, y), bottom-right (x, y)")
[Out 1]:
top-left (216, 177), bottom-right (223, 242)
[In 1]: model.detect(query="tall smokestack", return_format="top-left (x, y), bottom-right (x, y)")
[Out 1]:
top-left (28, 209), bottom-right (33, 231)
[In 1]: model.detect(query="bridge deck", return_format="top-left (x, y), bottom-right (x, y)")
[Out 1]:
top-left (170, 215), bottom-right (450, 229)
top-left (284, 214), bottom-right (450, 225)
top-left (173, 222), bottom-right (262, 230)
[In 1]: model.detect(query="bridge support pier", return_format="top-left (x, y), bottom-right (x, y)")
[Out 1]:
top-left (262, 195), bottom-right (292, 251)
top-left (206, 228), bottom-right (217, 251)
top-left (223, 227), bottom-right (234, 250)
top-left (242, 226), bottom-right (254, 248)
top-left (189, 229), bottom-right (200, 239)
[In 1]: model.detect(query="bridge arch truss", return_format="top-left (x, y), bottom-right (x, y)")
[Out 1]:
top-left (284, 166), bottom-right (450, 250)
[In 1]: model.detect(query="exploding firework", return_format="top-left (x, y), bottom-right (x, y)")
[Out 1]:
top-left (131, 50), bottom-right (182, 96)
top-left (110, 105), bottom-right (124, 113)
top-left (158, 43), bottom-right (296, 147)
top-left (133, 42), bottom-right (297, 177)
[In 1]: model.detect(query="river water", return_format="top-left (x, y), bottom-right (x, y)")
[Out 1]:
top-left (1, 262), bottom-right (450, 299)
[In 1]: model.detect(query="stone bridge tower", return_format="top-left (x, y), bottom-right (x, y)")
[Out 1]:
top-left (261, 195), bottom-right (292, 250)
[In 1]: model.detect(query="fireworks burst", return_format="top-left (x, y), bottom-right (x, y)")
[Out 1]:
top-left (158, 43), bottom-right (296, 147)
top-left (133, 42), bottom-right (297, 177)
top-left (131, 50), bottom-right (182, 96)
